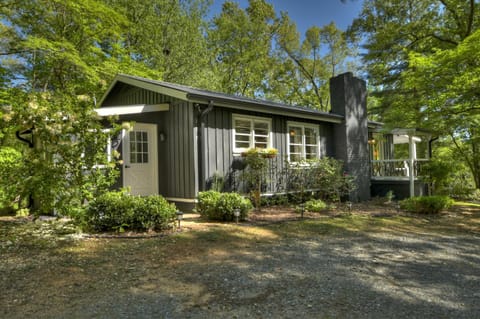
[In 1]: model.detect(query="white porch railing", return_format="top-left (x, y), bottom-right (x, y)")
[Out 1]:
top-left (371, 159), bottom-right (429, 179)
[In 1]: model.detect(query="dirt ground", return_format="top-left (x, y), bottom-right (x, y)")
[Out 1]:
top-left (1, 203), bottom-right (479, 318)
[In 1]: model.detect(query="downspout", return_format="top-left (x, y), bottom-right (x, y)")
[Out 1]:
top-left (197, 101), bottom-right (214, 192)
top-left (428, 136), bottom-right (439, 159)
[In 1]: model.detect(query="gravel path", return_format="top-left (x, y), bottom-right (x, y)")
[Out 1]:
top-left (2, 213), bottom-right (479, 318)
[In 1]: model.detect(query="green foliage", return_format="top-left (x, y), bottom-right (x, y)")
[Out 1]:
top-left (304, 199), bottom-right (328, 212)
top-left (0, 147), bottom-right (25, 210)
top-left (400, 196), bottom-right (454, 214)
top-left (2, 92), bottom-right (121, 216)
top-left (196, 190), bottom-right (222, 220)
top-left (350, 0), bottom-right (480, 190)
top-left (421, 152), bottom-right (475, 198)
top-left (196, 190), bottom-right (252, 221)
top-left (284, 157), bottom-right (356, 202)
top-left (82, 191), bottom-right (176, 232)
top-left (241, 148), bottom-right (274, 209)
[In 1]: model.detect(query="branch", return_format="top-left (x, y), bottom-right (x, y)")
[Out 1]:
top-left (429, 33), bottom-right (458, 46)
top-left (450, 132), bottom-right (475, 177)
top-left (466, 0), bottom-right (475, 37)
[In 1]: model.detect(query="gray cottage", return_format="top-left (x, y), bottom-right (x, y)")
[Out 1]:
top-left (98, 72), bottom-right (416, 210)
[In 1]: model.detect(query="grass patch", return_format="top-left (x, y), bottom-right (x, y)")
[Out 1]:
top-left (454, 201), bottom-right (480, 208)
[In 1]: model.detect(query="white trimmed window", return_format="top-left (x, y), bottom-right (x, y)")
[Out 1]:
top-left (287, 122), bottom-right (320, 162)
top-left (233, 115), bottom-right (271, 153)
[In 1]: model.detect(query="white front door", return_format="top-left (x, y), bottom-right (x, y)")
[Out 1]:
top-left (123, 123), bottom-right (158, 196)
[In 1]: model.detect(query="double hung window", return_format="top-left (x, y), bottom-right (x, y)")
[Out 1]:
top-left (288, 122), bottom-right (319, 162)
top-left (233, 115), bottom-right (271, 153)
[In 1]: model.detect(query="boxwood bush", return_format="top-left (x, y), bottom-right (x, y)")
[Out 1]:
top-left (197, 190), bottom-right (252, 221)
top-left (82, 191), bottom-right (177, 232)
top-left (399, 196), bottom-right (454, 214)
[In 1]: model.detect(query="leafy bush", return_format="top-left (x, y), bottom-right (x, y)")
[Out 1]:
top-left (399, 196), bottom-right (454, 214)
top-left (197, 190), bottom-right (252, 221)
top-left (305, 199), bottom-right (328, 212)
top-left (284, 157), bottom-right (356, 202)
top-left (0, 147), bottom-right (25, 211)
top-left (196, 190), bottom-right (222, 220)
top-left (82, 191), bottom-right (176, 232)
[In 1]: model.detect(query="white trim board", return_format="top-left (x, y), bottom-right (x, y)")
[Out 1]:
top-left (95, 104), bottom-right (169, 116)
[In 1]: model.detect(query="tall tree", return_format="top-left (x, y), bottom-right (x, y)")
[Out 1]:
top-left (349, 0), bottom-right (479, 123)
top-left (0, 0), bottom-right (156, 213)
top-left (276, 15), bottom-right (351, 111)
top-left (105, 0), bottom-right (212, 87)
top-left (403, 29), bottom-right (480, 188)
top-left (208, 0), bottom-right (276, 97)
top-left (350, 0), bottom-right (480, 189)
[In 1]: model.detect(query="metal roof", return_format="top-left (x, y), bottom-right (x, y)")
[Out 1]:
top-left (101, 74), bottom-right (346, 123)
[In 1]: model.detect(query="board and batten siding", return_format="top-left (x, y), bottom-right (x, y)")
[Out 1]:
top-left (103, 85), bottom-right (197, 201)
top-left (201, 106), bottom-right (335, 193)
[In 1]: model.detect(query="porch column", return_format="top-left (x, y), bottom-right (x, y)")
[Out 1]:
top-left (409, 134), bottom-right (415, 197)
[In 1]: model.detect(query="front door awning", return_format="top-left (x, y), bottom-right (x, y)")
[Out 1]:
top-left (95, 103), bottom-right (169, 116)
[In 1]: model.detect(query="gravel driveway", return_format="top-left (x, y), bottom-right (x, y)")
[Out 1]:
top-left (2, 212), bottom-right (479, 318)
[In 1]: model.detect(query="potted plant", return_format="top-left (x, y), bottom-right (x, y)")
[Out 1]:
top-left (263, 147), bottom-right (278, 158)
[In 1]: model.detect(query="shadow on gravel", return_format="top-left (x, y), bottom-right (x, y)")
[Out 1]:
top-left (1, 211), bottom-right (479, 319)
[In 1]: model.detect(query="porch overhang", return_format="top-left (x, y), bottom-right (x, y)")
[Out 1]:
top-left (95, 103), bottom-right (170, 116)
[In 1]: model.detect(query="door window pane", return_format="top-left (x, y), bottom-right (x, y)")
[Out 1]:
top-left (129, 131), bottom-right (149, 164)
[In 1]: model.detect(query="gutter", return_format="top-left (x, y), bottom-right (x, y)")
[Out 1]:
top-left (197, 100), bottom-right (214, 192)
top-left (186, 93), bottom-right (343, 124)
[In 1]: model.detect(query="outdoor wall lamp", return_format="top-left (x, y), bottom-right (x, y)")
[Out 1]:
top-left (233, 208), bottom-right (241, 223)
top-left (159, 132), bottom-right (166, 142)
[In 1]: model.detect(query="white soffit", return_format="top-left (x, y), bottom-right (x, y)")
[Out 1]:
top-left (393, 134), bottom-right (422, 144)
top-left (95, 104), bottom-right (169, 116)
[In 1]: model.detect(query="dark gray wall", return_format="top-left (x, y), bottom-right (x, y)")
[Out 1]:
top-left (330, 72), bottom-right (370, 201)
top-left (201, 106), bottom-right (335, 193)
top-left (102, 85), bottom-right (197, 200)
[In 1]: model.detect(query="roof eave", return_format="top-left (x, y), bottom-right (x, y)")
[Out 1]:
top-left (186, 93), bottom-right (344, 124)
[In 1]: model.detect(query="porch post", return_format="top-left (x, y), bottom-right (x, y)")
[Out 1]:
top-left (409, 134), bottom-right (415, 197)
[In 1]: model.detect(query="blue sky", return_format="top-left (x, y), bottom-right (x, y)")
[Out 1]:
top-left (209, 0), bottom-right (364, 34)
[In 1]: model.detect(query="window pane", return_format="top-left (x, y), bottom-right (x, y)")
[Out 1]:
top-left (305, 128), bottom-right (317, 145)
top-left (290, 154), bottom-right (302, 162)
top-left (235, 120), bottom-right (251, 134)
top-left (236, 127), bottom-right (251, 134)
top-left (130, 153), bottom-right (136, 163)
top-left (290, 145), bottom-right (302, 153)
top-left (255, 136), bottom-right (268, 143)
top-left (143, 154), bottom-right (148, 163)
top-left (289, 127), bottom-right (302, 144)
top-left (236, 141), bottom-right (250, 149)
top-left (254, 143), bottom-right (267, 149)
top-left (254, 122), bottom-right (268, 130)
top-left (236, 135), bottom-right (250, 142)
top-left (305, 145), bottom-right (317, 155)
top-left (143, 142), bottom-right (148, 152)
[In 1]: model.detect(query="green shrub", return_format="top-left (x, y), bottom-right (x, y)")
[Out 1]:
top-left (197, 190), bottom-right (252, 221)
top-left (399, 196), bottom-right (454, 214)
top-left (0, 147), bottom-right (25, 211)
top-left (82, 191), bottom-right (176, 232)
top-left (197, 190), bottom-right (222, 220)
top-left (305, 199), bottom-right (328, 212)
